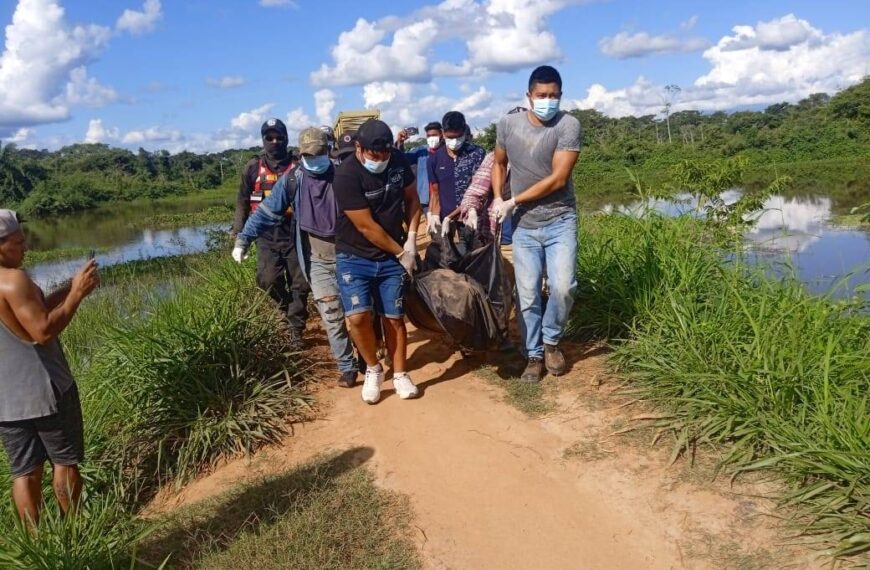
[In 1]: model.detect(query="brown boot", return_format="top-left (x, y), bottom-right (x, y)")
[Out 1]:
top-left (544, 343), bottom-right (567, 376)
top-left (520, 357), bottom-right (544, 383)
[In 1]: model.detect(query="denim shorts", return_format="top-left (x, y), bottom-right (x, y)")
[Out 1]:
top-left (0, 384), bottom-right (84, 478)
top-left (336, 253), bottom-right (407, 319)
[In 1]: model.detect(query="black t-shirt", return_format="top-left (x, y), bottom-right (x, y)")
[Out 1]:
top-left (334, 149), bottom-right (415, 260)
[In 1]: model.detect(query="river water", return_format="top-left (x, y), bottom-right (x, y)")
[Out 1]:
top-left (23, 191), bottom-right (870, 298)
top-left (603, 191), bottom-right (869, 299)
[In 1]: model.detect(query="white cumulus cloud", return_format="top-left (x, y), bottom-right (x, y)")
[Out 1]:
top-left (230, 103), bottom-right (275, 131)
top-left (576, 14), bottom-right (870, 117)
top-left (207, 76), bottom-right (246, 89)
top-left (599, 31), bottom-right (709, 59)
top-left (311, 0), bottom-right (583, 87)
top-left (65, 67), bottom-right (119, 107)
top-left (311, 18), bottom-right (439, 86)
top-left (84, 118), bottom-right (120, 143)
top-left (116, 0), bottom-right (162, 36)
top-left (362, 80), bottom-right (516, 133)
top-left (314, 89), bottom-right (337, 125)
top-left (0, 0), bottom-right (114, 134)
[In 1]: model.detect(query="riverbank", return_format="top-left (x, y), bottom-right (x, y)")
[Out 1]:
top-left (569, 212), bottom-right (869, 558)
top-left (2, 208), bottom-right (868, 565)
top-left (0, 251), bottom-right (318, 567)
top-left (578, 157), bottom-right (870, 214)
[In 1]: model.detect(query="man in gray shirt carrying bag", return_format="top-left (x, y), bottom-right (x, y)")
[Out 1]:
top-left (492, 65), bottom-right (582, 383)
top-left (0, 209), bottom-right (98, 525)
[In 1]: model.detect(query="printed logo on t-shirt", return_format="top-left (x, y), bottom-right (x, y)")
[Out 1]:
top-left (388, 168), bottom-right (405, 186)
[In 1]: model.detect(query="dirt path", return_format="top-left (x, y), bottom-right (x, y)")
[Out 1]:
top-left (150, 326), bottom-right (820, 569)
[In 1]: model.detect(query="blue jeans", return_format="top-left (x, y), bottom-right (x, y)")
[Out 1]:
top-left (309, 259), bottom-right (356, 373)
top-left (336, 253), bottom-right (406, 319)
top-left (512, 212), bottom-right (578, 359)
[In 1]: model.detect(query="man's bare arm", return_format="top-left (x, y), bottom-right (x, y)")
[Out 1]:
top-left (513, 150), bottom-right (579, 205)
top-left (403, 183), bottom-right (422, 232)
top-left (44, 282), bottom-right (72, 310)
top-left (3, 260), bottom-right (98, 344)
top-left (344, 209), bottom-right (404, 256)
top-left (428, 181), bottom-right (441, 217)
top-left (492, 146), bottom-right (509, 200)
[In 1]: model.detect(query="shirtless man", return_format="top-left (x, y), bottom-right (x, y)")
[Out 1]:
top-left (0, 209), bottom-right (98, 525)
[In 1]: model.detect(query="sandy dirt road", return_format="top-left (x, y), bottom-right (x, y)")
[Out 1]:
top-left (150, 325), bottom-right (819, 570)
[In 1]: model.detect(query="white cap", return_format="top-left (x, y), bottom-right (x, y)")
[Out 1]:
top-left (0, 209), bottom-right (21, 239)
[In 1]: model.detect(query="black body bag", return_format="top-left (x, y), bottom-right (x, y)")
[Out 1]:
top-left (406, 225), bottom-right (512, 351)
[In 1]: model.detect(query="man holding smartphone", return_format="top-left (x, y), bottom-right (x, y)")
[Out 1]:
top-left (0, 210), bottom-right (99, 526)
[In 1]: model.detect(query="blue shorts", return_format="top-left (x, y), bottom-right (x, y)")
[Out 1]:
top-left (336, 253), bottom-right (407, 319)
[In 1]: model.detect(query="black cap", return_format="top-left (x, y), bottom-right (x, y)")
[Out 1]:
top-left (336, 130), bottom-right (358, 157)
top-left (261, 118), bottom-right (288, 139)
top-left (441, 111), bottom-right (466, 132)
top-left (424, 121), bottom-right (442, 132)
top-left (357, 119), bottom-right (393, 151)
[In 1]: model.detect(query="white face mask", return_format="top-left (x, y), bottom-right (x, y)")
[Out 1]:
top-left (445, 136), bottom-right (464, 151)
top-left (426, 136), bottom-right (441, 149)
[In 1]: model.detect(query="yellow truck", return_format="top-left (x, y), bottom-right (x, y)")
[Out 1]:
top-left (333, 109), bottom-right (380, 138)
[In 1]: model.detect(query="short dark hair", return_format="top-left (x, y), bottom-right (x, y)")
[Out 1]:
top-left (441, 111), bottom-right (467, 133)
top-left (528, 65), bottom-right (562, 92)
top-left (424, 121), bottom-right (442, 132)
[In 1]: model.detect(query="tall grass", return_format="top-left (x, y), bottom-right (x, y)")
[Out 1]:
top-left (0, 257), bottom-right (311, 566)
top-left (570, 212), bottom-right (870, 558)
top-left (92, 263), bottom-right (312, 501)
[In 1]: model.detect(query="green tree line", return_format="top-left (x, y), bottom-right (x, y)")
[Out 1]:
top-left (0, 143), bottom-right (257, 217)
top-left (2, 77), bottom-right (868, 217)
top-left (476, 76), bottom-right (870, 188)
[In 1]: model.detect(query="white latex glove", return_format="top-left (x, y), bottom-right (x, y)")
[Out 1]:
top-left (426, 212), bottom-right (441, 236)
top-left (440, 216), bottom-right (452, 238)
top-left (465, 209), bottom-right (479, 232)
top-left (493, 197), bottom-right (516, 222)
top-left (231, 240), bottom-right (250, 264)
top-left (397, 250), bottom-right (416, 275)
top-left (403, 231), bottom-right (418, 257)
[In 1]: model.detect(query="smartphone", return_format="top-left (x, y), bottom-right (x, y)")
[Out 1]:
top-left (403, 126), bottom-right (419, 136)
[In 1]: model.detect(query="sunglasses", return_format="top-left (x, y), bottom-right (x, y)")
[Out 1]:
top-left (264, 136), bottom-right (286, 143)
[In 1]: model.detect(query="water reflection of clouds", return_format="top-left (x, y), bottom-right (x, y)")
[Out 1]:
top-left (745, 195), bottom-right (833, 253)
top-left (29, 224), bottom-right (221, 290)
top-left (600, 192), bottom-right (869, 298)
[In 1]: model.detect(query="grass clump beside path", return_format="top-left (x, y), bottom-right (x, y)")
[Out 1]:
top-left (140, 450), bottom-right (421, 570)
top-left (0, 256), bottom-right (313, 567)
top-left (569, 212), bottom-right (869, 559)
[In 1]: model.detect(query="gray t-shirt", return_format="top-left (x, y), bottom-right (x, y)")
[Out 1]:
top-left (496, 111), bottom-right (582, 228)
top-left (0, 309), bottom-right (75, 422)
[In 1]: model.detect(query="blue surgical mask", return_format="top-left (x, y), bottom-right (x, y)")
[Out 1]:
top-left (531, 98), bottom-right (560, 122)
top-left (363, 157), bottom-right (389, 174)
top-left (302, 154), bottom-right (331, 174)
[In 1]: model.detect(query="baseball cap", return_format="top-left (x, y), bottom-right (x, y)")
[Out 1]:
top-left (356, 119), bottom-right (393, 151)
top-left (0, 209), bottom-right (22, 239)
top-left (441, 111), bottom-right (467, 132)
top-left (261, 118), bottom-right (288, 139)
top-left (319, 125), bottom-right (335, 142)
top-left (298, 127), bottom-right (328, 155)
top-left (335, 130), bottom-right (358, 158)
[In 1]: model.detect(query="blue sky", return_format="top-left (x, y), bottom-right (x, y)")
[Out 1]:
top-left (0, 0), bottom-right (867, 152)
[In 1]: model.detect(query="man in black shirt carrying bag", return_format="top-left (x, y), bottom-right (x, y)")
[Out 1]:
top-left (333, 120), bottom-right (422, 405)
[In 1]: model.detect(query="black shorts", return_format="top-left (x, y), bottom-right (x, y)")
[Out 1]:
top-left (0, 384), bottom-right (84, 478)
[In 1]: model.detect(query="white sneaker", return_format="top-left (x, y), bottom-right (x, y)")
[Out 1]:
top-left (362, 365), bottom-right (384, 404)
top-left (393, 372), bottom-right (419, 400)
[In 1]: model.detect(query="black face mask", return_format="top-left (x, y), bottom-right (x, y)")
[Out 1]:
top-left (262, 135), bottom-right (288, 162)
